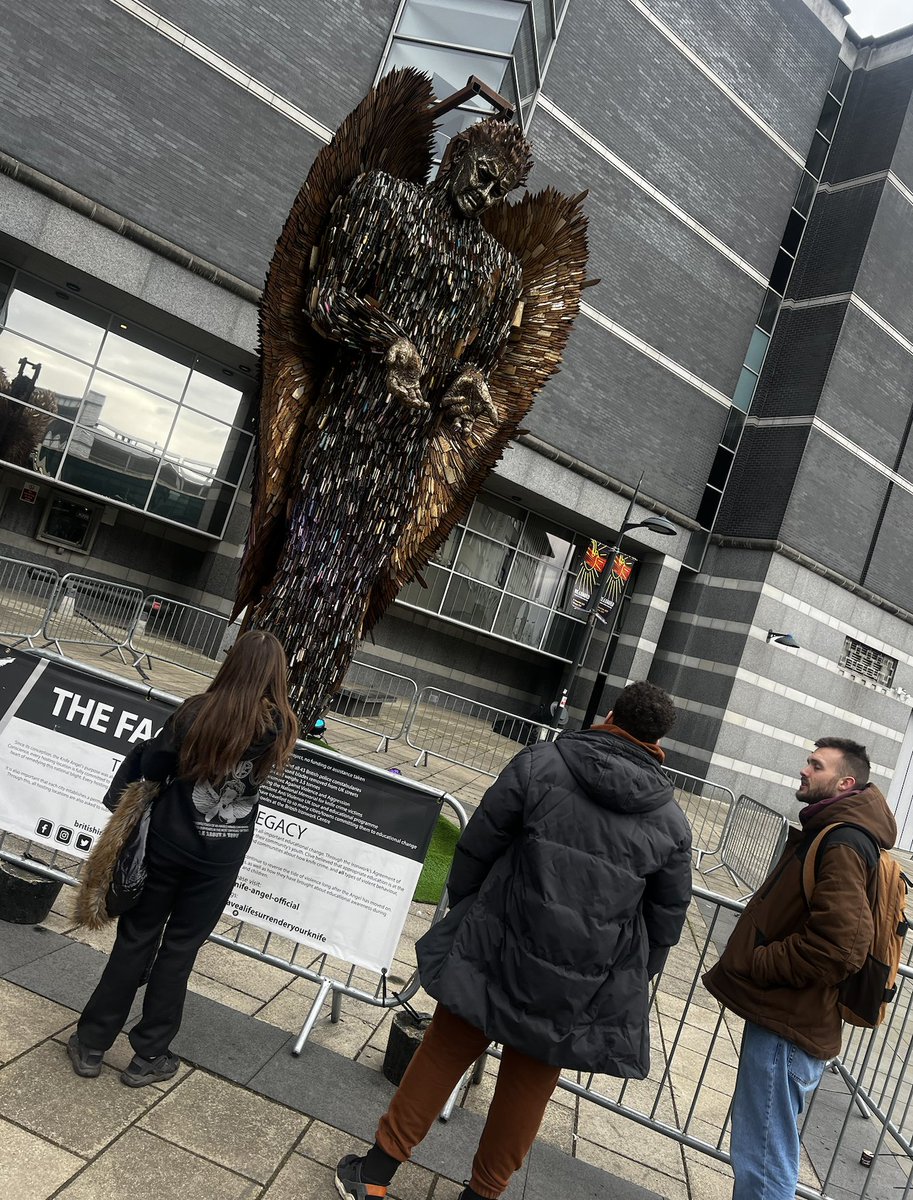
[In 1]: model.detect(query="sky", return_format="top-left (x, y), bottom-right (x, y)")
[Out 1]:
top-left (846, 0), bottom-right (912, 37)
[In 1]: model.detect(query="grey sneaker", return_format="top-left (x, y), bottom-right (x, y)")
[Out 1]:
top-left (120, 1051), bottom-right (180, 1087)
top-left (334, 1154), bottom-right (388, 1199)
top-left (67, 1033), bottom-right (103, 1078)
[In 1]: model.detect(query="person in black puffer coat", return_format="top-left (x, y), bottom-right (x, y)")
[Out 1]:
top-left (336, 681), bottom-right (692, 1200)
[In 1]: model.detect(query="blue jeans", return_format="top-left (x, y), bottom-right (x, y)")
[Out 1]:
top-left (730, 1021), bottom-right (826, 1200)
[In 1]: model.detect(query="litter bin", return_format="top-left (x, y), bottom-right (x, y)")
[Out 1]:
top-left (0, 860), bottom-right (64, 924)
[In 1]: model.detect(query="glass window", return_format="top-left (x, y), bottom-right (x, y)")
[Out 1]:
top-left (757, 289), bottom-right (780, 334)
top-left (831, 60), bottom-right (851, 103)
top-left (505, 551), bottom-right (562, 606)
top-left (165, 408), bottom-right (250, 487)
top-left (432, 526), bottom-right (463, 568)
top-left (454, 528), bottom-right (514, 587)
top-left (78, 372), bottom-right (177, 451)
top-left (780, 210), bottom-right (805, 257)
top-left (183, 363), bottom-right (248, 425)
top-left (806, 131), bottom-right (830, 179)
top-left (696, 486), bottom-right (723, 529)
top-left (398, 563), bottom-right (451, 611)
top-left (817, 92), bottom-right (841, 141)
top-left (148, 477), bottom-right (236, 535)
top-left (2, 281), bottom-right (107, 362)
top-left (719, 407), bottom-right (745, 452)
top-left (0, 395), bottom-right (68, 473)
top-left (769, 249), bottom-right (794, 295)
top-left (493, 594), bottom-right (551, 646)
top-left (0, 331), bottom-right (93, 403)
top-left (440, 573), bottom-right (501, 630)
top-left (37, 494), bottom-right (101, 550)
top-left (513, 6), bottom-right (537, 100)
top-left (542, 611), bottom-right (582, 659)
top-left (386, 40), bottom-right (513, 109)
top-left (397, 0), bottom-right (524, 52)
top-left (793, 171), bottom-right (817, 217)
top-left (731, 366), bottom-right (758, 412)
top-left (466, 493), bottom-right (523, 544)
top-left (707, 445), bottom-right (734, 491)
top-left (97, 327), bottom-right (191, 399)
top-left (743, 327), bottom-right (770, 374)
top-left (533, 0), bottom-right (554, 43)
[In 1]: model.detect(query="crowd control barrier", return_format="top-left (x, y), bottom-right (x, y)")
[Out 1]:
top-left (41, 572), bottom-right (143, 661)
top-left (405, 686), bottom-right (560, 777)
top-left (129, 594), bottom-right (231, 680)
top-left (663, 766), bottom-right (735, 868)
top-left (703, 793), bottom-right (789, 895)
top-left (0, 556), bottom-right (58, 644)
top-left (326, 660), bottom-right (419, 752)
top-left (0, 646), bottom-right (466, 1052)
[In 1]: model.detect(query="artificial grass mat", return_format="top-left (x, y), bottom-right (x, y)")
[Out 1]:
top-left (413, 814), bottom-right (461, 904)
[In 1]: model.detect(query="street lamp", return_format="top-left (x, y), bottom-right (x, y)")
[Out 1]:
top-left (551, 481), bottom-right (677, 725)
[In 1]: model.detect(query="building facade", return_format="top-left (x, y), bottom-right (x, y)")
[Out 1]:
top-left (1, 0), bottom-right (912, 817)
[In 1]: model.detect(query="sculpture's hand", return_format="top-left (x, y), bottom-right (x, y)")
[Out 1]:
top-left (442, 368), bottom-right (499, 439)
top-left (385, 339), bottom-right (428, 410)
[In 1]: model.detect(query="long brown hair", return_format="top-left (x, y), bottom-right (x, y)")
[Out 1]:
top-left (177, 630), bottom-right (298, 784)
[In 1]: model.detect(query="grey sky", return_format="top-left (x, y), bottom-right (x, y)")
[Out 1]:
top-left (846, 0), bottom-right (911, 37)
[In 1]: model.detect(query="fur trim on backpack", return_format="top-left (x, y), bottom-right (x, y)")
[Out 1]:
top-left (74, 779), bottom-right (160, 929)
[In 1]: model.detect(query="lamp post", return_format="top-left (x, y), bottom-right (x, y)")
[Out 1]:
top-left (551, 479), bottom-right (678, 726)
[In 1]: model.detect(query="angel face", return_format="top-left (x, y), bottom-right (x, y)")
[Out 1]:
top-left (448, 144), bottom-right (518, 219)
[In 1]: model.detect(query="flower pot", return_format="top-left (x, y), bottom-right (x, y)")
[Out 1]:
top-left (0, 860), bottom-right (64, 924)
top-left (383, 1008), bottom-right (432, 1087)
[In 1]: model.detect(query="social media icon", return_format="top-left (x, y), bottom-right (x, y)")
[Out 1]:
top-left (36, 819), bottom-right (53, 837)
top-left (55, 827), bottom-right (73, 845)
top-left (75, 833), bottom-right (93, 852)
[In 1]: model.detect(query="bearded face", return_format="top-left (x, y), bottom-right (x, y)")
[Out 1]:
top-left (446, 141), bottom-right (520, 219)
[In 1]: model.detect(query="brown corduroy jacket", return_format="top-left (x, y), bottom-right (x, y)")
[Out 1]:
top-left (703, 784), bottom-right (897, 1059)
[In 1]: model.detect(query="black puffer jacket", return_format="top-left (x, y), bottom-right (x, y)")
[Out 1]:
top-left (416, 729), bottom-right (692, 1076)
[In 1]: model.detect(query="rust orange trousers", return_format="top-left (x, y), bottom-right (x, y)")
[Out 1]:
top-left (376, 1004), bottom-right (561, 1199)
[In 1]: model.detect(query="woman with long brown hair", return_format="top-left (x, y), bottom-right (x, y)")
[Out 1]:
top-left (68, 630), bottom-right (298, 1086)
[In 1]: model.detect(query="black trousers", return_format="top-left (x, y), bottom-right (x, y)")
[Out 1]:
top-left (77, 848), bottom-right (240, 1057)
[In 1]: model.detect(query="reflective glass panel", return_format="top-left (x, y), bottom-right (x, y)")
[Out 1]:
top-left (793, 171), bottom-right (817, 217)
top-left (183, 365), bottom-right (248, 425)
top-left (467, 493), bottom-right (523, 544)
top-left (817, 92), bottom-right (841, 141)
top-left (148, 477), bottom-right (236, 535)
top-left (97, 328), bottom-right (191, 399)
top-left (398, 563), bottom-right (451, 611)
top-left (0, 396), bottom-right (71, 474)
top-left (0, 331), bottom-right (93, 405)
top-left (831, 59), bottom-right (851, 103)
top-left (542, 611), bottom-right (582, 659)
top-left (165, 408), bottom-right (250, 487)
top-left (432, 526), bottom-right (463, 568)
top-left (493, 594), bottom-right (550, 647)
top-left (696, 485), bottom-right (722, 529)
top-left (780, 210), bottom-right (805, 257)
top-left (505, 551), bottom-right (561, 606)
top-left (398, 0), bottom-right (524, 52)
top-left (757, 289), bottom-right (780, 334)
top-left (387, 40), bottom-right (510, 104)
top-left (440, 574), bottom-right (501, 630)
top-left (513, 6), bottom-right (537, 98)
top-left (60, 424), bottom-right (159, 507)
top-left (731, 365), bottom-right (759, 412)
top-left (79, 372), bottom-right (177, 451)
top-left (533, 0), bottom-right (554, 42)
top-left (2, 281), bottom-right (107, 361)
top-left (744, 327), bottom-right (770, 373)
top-left (454, 529), bottom-right (514, 587)
top-left (806, 131), bottom-right (829, 179)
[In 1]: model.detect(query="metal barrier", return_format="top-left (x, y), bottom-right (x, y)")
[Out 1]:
top-left (444, 884), bottom-right (913, 1199)
top-left (41, 572), bottom-right (143, 662)
top-left (129, 594), bottom-right (231, 680)
top-left (0, 556), bottom-right (58, 645)
top-left (663, 765), bottom-right (735, 869)
top-left (326, 660), bottom-right (419, 751)
top-left (0, 647), bottom-right (466, 1051)
top-left (704, 793), bottom-right (789, 896)
top-left (405, 686), bottom-right (559, 777)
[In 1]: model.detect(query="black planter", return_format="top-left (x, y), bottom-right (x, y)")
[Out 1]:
top-left (383, 1009), bottom-right (432, 1087)
top-left (0, 861), bottom-right (64, 924)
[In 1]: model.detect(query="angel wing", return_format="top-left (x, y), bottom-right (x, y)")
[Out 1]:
top-left (361, 187), bottom-right (592, 633)
top-left (234, 68), bottom-right (436, 617)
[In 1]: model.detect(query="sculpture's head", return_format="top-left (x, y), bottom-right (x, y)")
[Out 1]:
top-left (438, 117), bottom-right (533, 219)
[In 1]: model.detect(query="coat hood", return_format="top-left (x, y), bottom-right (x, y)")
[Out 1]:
top-left (801, 782), bottom-right (897, 850)
top-left (553, 729), bottom-right (673, 815)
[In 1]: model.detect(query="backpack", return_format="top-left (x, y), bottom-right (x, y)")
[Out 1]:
top-left (802, 822), bottom-right (911, 1028)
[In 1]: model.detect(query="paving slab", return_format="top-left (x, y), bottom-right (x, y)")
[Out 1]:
top-left (0, 1116), bottom-right (83, 1199)
top-left (55, 1126), bottom-right (261, 1200)
top-left (260, 1152), bottom-right (337, 1199)
top-left (139, 1069), bottom-right (308, 1183)
top-left (170, 988), bottom-right (293, 1084)
top-left (4, 938), bottom-right (110, 1012)
top-left (0, 920), bottom-right (71, 977)
top-left (0, 1040), bottom-right (158, 1157)
top-left (0, 977), bottom-right (74, 1062)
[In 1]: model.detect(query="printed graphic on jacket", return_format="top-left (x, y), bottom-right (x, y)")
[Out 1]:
top-left (192, 761), bottom-right (256, 838)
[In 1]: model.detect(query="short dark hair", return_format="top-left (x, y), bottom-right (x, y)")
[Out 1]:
top-left (814, 737), bottom-right (870, 787)
top-left (612, 681), bottom-right (676, 743)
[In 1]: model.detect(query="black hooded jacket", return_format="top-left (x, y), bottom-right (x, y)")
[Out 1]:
top-left (416, 729), bottom-right (692, 1076)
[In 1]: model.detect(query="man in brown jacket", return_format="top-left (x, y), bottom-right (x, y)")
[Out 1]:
top-left (704, 737), bottom-right (896, 1200)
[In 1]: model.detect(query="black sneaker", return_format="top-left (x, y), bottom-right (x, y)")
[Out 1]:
top-left (334, 1154), bottom-right (388, 1199)
top-left (67, 1033), bottom-right (103, 1078)
top-left (120, 1051), bottom-right (180, 1087)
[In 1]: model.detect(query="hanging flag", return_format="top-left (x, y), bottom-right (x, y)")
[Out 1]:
top-left (571, 541), bottom-right (635, 623)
